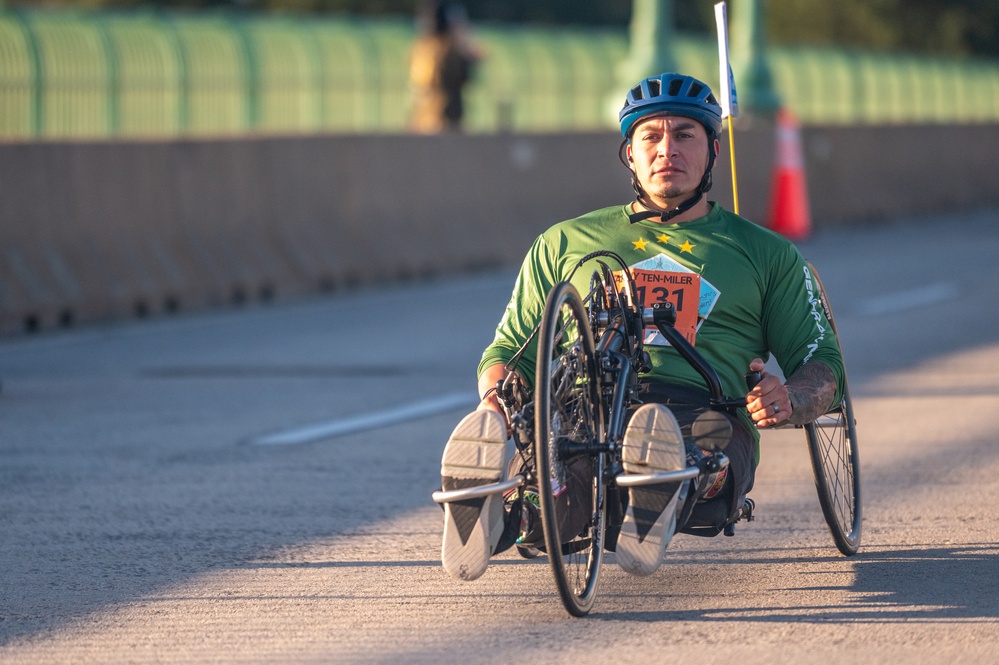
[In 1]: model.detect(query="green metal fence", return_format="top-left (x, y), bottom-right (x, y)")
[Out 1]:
top-left (3, 8), bottom-right (999, 140)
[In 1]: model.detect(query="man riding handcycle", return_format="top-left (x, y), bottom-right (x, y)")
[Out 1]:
top-left (433, 72), bottom-right (860, 616)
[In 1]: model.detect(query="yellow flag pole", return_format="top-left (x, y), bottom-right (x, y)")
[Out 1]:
top-left (727, 114), bottom-right (739, 215)
top-left (715, 2), bottom-right (740, 216)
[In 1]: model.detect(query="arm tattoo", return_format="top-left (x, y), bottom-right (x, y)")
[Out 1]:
top-left (785, 360), bottom-right (837, 425)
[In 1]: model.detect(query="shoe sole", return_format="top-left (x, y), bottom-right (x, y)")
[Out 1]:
top-left (617, 403), bottom-right (685, 576)
top-left (440, 410), bottom-right (508, 581)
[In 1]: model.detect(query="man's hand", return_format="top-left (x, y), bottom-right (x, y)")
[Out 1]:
top-left (476, 392), bottom-right (506, 417)
top-left (745, 358), bottom-right (789, 428)
top-left (745, 358), bottom-right (837, 427)
top-left (477, 363), bottom-right (513, 434)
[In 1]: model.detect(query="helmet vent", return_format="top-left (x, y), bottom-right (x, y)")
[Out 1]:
top-left (618, 73), bottom-right (723, 138)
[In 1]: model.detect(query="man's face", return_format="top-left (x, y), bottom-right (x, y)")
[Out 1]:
top-left (627, 115), bottom-right (716, 207)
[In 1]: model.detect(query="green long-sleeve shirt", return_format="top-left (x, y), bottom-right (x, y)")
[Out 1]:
top-left (479, 202), bottom-right (845, 443)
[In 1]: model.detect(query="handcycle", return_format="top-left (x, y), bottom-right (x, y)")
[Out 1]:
top-left (433, 250), bottom-right (860, 616)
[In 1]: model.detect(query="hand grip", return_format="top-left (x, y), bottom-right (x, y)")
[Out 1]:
top-left (745, 370), bottom-right (762, 390)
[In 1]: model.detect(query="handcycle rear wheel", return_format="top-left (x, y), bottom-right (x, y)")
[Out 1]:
top-left (534, 281), bottom-right (606, 616)
top-left (805, 263), bottom-right (862, 556)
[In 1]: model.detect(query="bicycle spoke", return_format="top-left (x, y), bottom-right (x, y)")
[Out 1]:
top-left (535, 282), bottom-right (605, 616)
top-left (815, 412), bottom-right (854, 527)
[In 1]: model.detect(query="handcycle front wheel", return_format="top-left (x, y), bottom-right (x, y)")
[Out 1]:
top-left (805, 263), bottom-right (862, 556)
top-left (534, 281), bottom-right (606, 617)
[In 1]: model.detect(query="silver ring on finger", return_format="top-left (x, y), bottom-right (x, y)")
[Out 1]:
top-left (770, 401), bottom-right (779, 415)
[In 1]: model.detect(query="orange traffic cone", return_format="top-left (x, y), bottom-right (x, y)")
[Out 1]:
top-left (767, 107), bottom-right (812, 241)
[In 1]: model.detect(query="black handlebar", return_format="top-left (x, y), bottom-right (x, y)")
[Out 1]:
top-left (639, 302), bottom-right (727, 403)
top-left (651, 322), bottom-right (726, 403)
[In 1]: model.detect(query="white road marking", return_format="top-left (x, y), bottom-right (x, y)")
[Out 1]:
top-left (249, 392), bottom-right (479, 445)
top-left (854, 282), bottom-right (958, 316)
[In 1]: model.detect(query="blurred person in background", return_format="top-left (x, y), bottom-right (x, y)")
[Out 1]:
top-left (409, 1), bottom-right (481, 133)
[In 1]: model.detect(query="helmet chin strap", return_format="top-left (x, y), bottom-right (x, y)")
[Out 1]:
top-left (621, 139), bottom-right (717, 224)
top-left (628, 187), bottom-right (704, 224)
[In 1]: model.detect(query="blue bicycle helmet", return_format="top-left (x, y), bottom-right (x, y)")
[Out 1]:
top-left (619, 73), bottom-right (723, 138)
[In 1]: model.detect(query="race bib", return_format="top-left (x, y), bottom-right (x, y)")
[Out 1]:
top-left (631, 269), bottom-right (701, 345)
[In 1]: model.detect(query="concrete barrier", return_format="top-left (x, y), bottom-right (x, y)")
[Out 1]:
top-left (2, 123), bottom-right (998, 335)
top-left (802, 123), bottom-right (999, 223)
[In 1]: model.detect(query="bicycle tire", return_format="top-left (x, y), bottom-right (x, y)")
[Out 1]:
top-left (534, 282), bottom-right (606, 616)
top-left (804, 263), bottom-right (862, 556)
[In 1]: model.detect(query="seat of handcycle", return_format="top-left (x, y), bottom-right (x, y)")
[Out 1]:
top-left (679, 494), bottom-right (736, 538)
top-left (601, 487), bottom-right (747, 552)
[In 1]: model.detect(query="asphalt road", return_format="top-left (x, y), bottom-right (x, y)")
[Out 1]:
top-left (2, 210), bottom-right (998, 664)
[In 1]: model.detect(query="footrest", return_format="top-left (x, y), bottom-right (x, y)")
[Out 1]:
top-left (432, 475), bottom-right (524, 504)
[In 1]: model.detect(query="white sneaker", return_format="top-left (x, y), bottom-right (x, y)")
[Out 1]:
top-left (440, 410), bottom-right (509, 581)
top-left (616, 403), bottom-right (686, 576)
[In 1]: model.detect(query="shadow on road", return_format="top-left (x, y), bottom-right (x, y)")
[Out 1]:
top-left (848, 544), bottom-right (999, 621)
top-left (594, 543), bottom-right (999, 623)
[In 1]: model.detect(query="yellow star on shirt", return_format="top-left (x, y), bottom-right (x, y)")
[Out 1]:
top-left (632, 237), bottom-right (649, 251)
top-left (679, 240), bottom-right (696, 254)
top-left (657, 233), bottom-right (670, 244)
